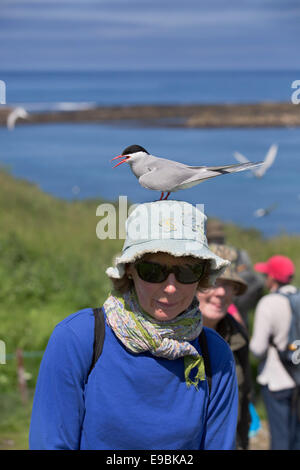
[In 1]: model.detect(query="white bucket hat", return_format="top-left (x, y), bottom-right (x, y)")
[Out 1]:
top-left (106, 200), bottom-right (230, 285)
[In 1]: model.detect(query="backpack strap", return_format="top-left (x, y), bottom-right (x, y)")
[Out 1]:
top-left (273, 289), bottom-right (300, 345)
top-left (199, 328), bottom-right (212, 396)
top-left (88, 308), bottom-right (212, 396)
top-left (88, 307), bottom-right (106, 376)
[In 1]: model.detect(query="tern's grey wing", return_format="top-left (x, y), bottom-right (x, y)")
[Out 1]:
top-left (136, 154), bottom-right (262, 192)
top-left (138, 161), bottom-right (197, 191)
top-left (176, 161), bottom-right (263, 187)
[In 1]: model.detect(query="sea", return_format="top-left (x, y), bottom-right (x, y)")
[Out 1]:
top-left (0, 69), bottom-right (299, 238)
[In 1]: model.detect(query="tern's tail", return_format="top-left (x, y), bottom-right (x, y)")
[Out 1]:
top-left (207, 161), bottom-right (263, 174)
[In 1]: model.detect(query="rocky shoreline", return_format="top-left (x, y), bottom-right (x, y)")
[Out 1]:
top-left (1, 101), bottom-right (300, 128)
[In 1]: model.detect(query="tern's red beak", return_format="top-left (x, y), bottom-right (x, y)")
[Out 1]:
top-left (111, 154), bottom-right (129, 168)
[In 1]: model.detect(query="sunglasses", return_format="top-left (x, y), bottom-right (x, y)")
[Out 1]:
top-left (134, 260), bottom-right (207, 284)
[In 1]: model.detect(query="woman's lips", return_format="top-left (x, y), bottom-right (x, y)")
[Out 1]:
top-left (156, 300), bottom-right (179, 309)
top-left (210, 300), bottom-right (224, 311)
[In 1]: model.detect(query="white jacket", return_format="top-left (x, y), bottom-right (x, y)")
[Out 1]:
top-left (250, 285), bottom-right (297, 391)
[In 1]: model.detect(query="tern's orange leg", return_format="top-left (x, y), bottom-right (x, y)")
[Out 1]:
top-left (164, 192), bottom-right (170, 200)
top-left (159, 192), bottom-right (164, 200)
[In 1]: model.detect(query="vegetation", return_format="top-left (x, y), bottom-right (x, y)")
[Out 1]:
top-left (0, 169), bottom-right (299, 449)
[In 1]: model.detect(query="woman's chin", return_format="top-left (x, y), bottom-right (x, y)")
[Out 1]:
top-left (151, 305), bottom-right (183, 322)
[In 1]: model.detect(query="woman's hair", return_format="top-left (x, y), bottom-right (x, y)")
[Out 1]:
top-left (108, 254), bottom-right (212, 294)
top-left (110, 268), bottom-right (133, 294)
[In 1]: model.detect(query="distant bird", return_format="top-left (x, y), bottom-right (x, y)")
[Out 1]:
top-left (233, 144), bottom-right (278, 178)
top-left (7, 107), bottom-right (29, 130)
top-left (112, 144), bottom-right (263, 200)
top-left (71, 185), bottom-right (80, 196)
top-left (254, 203), bottom-right (278, 218)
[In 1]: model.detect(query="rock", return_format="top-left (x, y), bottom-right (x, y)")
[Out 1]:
top-left (1, 102), bottom-right (300, 128)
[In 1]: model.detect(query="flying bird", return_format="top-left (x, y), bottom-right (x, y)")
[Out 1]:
top-left (254, 203), bottom-right (278, 218)
top-left (233, 144), bottom-right (278, 178)
top-left (7, 107), bottom-right (29, 130)
top-left (111, 145), bottom-right (263, 200)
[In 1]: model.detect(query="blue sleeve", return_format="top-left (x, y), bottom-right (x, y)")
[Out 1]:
top-left (200, 330), bottom-right (239, 450)
top-left (29, 312), bottom-right (94, 450)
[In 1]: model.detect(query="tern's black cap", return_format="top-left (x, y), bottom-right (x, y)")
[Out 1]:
top-left (122, 145), bottom-right (149, 155)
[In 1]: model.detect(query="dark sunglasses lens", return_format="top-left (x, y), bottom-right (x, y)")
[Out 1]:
top-left (136, 262), bottom-right (166, 283)
top-left (176, 264), bottom-right (206, 283)
top-left (136, 261), bottom-right (206, 284)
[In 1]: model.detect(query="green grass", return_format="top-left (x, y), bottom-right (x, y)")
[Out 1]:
top-left (0, 169), bottom-right (124, 449)
top-left (0, 391), bottom-right (33, 450)
top-left (0, 169), bottom-right (299, 448)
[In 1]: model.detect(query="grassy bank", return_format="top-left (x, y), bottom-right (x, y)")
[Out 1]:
top-left (0, 169), bottom-right (123, 448)
top-left (0, 169), bottom-right (299, 449)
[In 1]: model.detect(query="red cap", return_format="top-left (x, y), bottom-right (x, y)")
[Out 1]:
top-left (254, 255), bottom-right (295, 284)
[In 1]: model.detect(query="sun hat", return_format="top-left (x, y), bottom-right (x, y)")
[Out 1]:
top-left (208, 243), bottom-right (248, 295)
top-left (106, 200), bottom-right (230, 285)
top-left (254, 255), bottom-right (295, 284)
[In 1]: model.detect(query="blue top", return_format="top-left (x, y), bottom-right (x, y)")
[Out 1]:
top-left (29, 308), bottom-right (238, 450)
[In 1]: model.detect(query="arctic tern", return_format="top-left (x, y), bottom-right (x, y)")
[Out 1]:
top-left (112, 144), bottom-right (263, 200)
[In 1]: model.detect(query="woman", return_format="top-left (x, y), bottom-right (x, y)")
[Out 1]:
top-left (29, 200), bottom-right (238, 450)
top-left (196, 243), bottom-right (252, 450)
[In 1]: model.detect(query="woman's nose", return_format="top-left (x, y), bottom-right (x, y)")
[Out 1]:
top-left (214, 285), bottom-right (226, 296)
top-left (163, 273), bottom-right (178, 294)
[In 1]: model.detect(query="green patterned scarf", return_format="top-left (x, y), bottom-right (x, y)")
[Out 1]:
top-left (103, 290), bottom-right (206, 390)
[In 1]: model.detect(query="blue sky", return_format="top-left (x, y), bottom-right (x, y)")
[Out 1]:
top-left (0, 0), bottom-right (300, 70)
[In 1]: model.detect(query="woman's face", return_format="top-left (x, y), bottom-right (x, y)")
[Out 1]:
top-left (126, 252), bottom-right (201, 322)
top-left (196, 279), bottom-right (237, 329)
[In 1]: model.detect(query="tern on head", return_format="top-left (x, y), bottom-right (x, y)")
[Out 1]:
top-left (111, 144), bottom-right (263, 201)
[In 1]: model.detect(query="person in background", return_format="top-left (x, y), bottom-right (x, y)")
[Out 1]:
top-left (206, 219), bottom-right (264, 330)
top-left (29, 200), bottom-right (238, 450)
top-left (250, 255), bottom-right (300, 450)
top-left (196, 243), bottom-right (252, 450)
